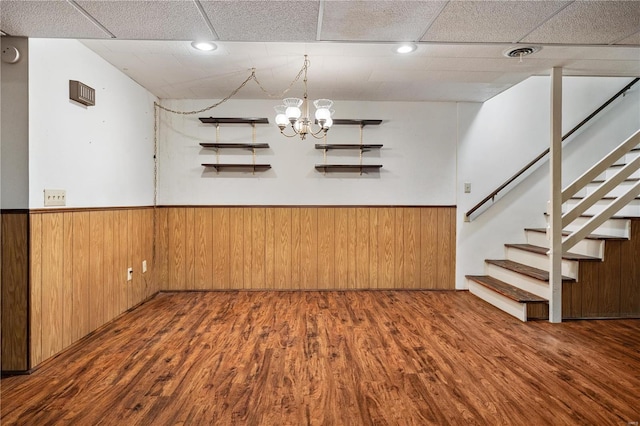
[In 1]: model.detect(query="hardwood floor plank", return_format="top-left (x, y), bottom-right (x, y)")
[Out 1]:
top-left (3, 291), bottom-right (638, 425)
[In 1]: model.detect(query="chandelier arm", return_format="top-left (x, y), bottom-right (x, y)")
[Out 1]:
top-left (279, 129), bottom-right (300, 138)
top-left (310, 129), bottom-right (329, 139)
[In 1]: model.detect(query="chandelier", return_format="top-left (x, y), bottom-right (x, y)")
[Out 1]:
top-left (274, 55), bottom-right (334, 140)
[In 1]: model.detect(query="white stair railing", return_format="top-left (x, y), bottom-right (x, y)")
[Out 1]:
top-left (560, 129), bottom-right (640, 252)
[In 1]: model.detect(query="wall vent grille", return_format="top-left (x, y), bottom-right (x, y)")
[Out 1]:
top-left (69, 80), bottom-right (95, 106)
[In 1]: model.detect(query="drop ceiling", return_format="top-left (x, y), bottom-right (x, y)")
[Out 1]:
top-left (2, 0), bottom-right (639, 102)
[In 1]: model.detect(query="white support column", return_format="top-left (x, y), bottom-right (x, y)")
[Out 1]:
top-left (549, 67), bottom-right (563, 323)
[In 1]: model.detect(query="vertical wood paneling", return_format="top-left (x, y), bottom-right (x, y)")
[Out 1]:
top-left (580, 262), bottom-right (599, 317)
top-left (41, 213), bottom-right (64, 360)
top-left (347, 208), bottom-right (357, 289)
top-left (436, 207), bottom-right (453, 289)
top-left (369, 209), bottom-right (379, 289)
top-left (169, 208), bottom-right (185, 291)
top-left (291, 208), bottom-right (301, 288)
top-left (184, 208), bottom-right (196, 291)
top-left (212, 208), bottom-right (230, 289)
top-left (403, 208), bottom-right (420, 289)
top-left (1, 213), bottom-right (29, 371)
top-left (230, 208), bottom-right (244, 288)
top-left (116, 210), bottom-right (128, 315)
top-left (103, 212), bottom-right (115, 323)
top-left (620, 220), bottom-right (640, 315)
top-left (378, 208), bottom-right (395, 289)
top-left (420, 208), bottom-right (437, 290)
top-left (334, 208), bottom-right (348, 289)
top-left (265, 208), bottom-right (275, 289)
top-left (274, 208), bottom-right (292, 289)
top-left (195, 208), bottom-right (213, 289)
top-left (317, 208), bottom-right (335, 289)
top-left (243, 208), bottom-right (253, 289)
top-left (72, 212), bottom-right (90, 342)
top-left (30, 214), bottom-right (43, 367)
top-left (395, 209), bottom-right (405, 289)
top-left (251, 208), bottom-right (266, 289)
top-left (89, 212), bottom-right (104, 332)
top-left (356, 208), bottom-right (370, 289)
top-left (600, 241), bottom-right (621, 315)
top-left (155, 208), bottom-right (169, 291)
top-left (62, 213), bottom-right (74, 349)
top-left (300, 208), bottom-right (318, 289)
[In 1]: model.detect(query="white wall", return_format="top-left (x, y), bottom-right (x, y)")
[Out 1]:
top-left (158, 99), bottom-right (457, 205)
top-left (1, 37), bottom-right (29, 209)
top-left (28, 39), bottom-right (156, 208)
top-left (456, 76), bottom-right (640, 289)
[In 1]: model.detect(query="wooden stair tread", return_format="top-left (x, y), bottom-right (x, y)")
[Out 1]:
top-left (505, 243), bottom-right (601, 261)
top-left (590, 178), bottom-right (640, 184)
top-left (485, 259), bottom-right (576, 283)
top-left (466, 275), bottom-right (548, 304)
top-left (543, 212), bottom-right (637, 219)
top-left (525, 227), bottom-right (627, 241)
top-left (569, 196), bottom-right (640, 200)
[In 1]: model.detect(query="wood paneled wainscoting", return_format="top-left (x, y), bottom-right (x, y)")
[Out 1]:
top-left (1, 207), bottom-right (157, 373)
top-left (155, 206), bottom-right (456, 291)
top-left (1, 211), bottom-right (29, 372)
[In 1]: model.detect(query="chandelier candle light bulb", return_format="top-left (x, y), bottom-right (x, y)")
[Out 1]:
top-left (274, 55), bottom-right (334, 140)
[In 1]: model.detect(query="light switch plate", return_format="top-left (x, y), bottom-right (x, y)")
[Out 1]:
top-left (44, 189), bottom-right (66, 206)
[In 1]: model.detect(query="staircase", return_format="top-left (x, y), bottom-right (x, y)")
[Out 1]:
top-left (467, 144), bottom-right (640, 321)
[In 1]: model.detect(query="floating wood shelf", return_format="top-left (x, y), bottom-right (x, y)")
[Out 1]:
top-left (202, 163), bottom-right (271, 172)
top-left (200, 142), bottom-right (269, 150)
top-left (331, 119), bottom-right (382, 126)
top-left (199, 117), bottom-right (269, 124)
top-left (315, 164), bottom-right (382, 173)
top-left (315, 144), bottom-right (383, 152)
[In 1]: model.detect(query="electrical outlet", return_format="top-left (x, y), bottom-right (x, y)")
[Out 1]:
top-left (127, 267), bottom-right (133, 281)
top-left (44, 189), bottom-right (66, 206)
top-left (142, 260), bottom-right (147, 273)
top-left (464, 182), bottom-right (471, 194)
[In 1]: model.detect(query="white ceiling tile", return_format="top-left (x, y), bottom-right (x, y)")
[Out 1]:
top-left (422, 1), bottom-right (571, 43)
top-left (320, 1), bottom-right (447, 41)
top-left (200, 1), bottom-right (320, 42)
top-left (77, 0), bottom-right (214, 40)
top-left (0, 0), bottom-right (110, 38)
top-left (522, 1), bottom-right (640, 45)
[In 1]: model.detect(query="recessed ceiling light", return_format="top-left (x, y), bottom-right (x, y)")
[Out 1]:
top-left (395, 43), bottom-right (417, 54)
top-left (191, 41), bottom-right (217, 52)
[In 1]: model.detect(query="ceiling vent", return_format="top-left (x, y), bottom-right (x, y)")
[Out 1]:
top-left (503, 46), bottom-right (541, 59)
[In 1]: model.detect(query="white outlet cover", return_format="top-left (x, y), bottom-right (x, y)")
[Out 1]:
top-left (127, 267), bottom-right (133, 281)
top-left (44, 189), bottom-right (66, 206)
top-left (142, 260), bottom-right (147, 273)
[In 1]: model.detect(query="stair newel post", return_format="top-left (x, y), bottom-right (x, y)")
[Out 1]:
top-left (549, 67), bottom-right (563, 323)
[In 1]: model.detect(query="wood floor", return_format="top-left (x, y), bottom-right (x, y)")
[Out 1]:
top-left (2, 291), bottom-right (639, 425)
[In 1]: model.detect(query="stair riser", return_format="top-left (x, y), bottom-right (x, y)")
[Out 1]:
top-left (485, 263), bottom-right (550, 300)
top-left (549, 216), bottom-right (631, 238)
top-left (525, 230), bottom-right (604, 258)
top-left (505, 247), bottom-right (579, 280)
top-left (564, 199), bottom-right (640, 217)
top-left (468, 281), bottom-right (528, 322)
top-left (580, 181), bottom-right (639, 198)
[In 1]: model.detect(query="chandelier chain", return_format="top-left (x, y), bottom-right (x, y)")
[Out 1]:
top-left (154, 57), bottom-right (310, 115)
top-left (253, 59), bottom-right (309, 98)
